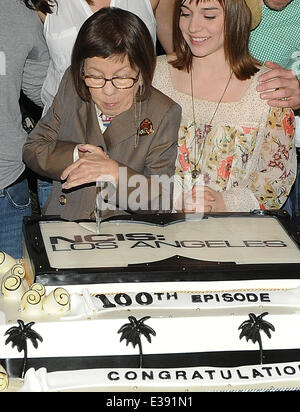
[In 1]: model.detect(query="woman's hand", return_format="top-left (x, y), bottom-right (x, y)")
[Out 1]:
top-left (61, 144), bottom-right (119, 190)
top-left (181, 186), bottom-right (227, 213)
top-left (257, 61), bottom-right (300, 110)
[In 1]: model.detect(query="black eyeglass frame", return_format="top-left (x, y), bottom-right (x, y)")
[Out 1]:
top-left (82, 71), bottom-right (140, 90)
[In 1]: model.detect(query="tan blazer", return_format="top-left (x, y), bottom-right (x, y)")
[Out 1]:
top-left (23, 71), bottom-right (181, 220)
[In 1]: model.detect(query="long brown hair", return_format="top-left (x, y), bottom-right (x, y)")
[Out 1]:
top-left (172, 0), bottom-right (259, 80)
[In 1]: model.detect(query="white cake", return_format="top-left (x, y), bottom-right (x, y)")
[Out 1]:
top-left (1, 213), bottom-right (300, 392)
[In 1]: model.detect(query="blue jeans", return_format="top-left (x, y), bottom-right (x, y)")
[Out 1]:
top-left (283, 154), bottom-right (300, 229)
top-left (37, 178), bottom-right (52, 212)
top-left (0, 178), bottom-right (31, 259)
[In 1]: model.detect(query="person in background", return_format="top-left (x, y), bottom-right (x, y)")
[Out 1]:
top-left (249, 0), bottom-right (300, 227)
top-left (25, 0), bottom-right (176, 116)
top-left (0, 0), bottom-right (49, 258)
top-left (23, 8), bottom-right (181, 221)
top-left (152, 0), bottom-right (296, 213)
top-left (250, 0), bottom-right (299, 69)
top-left (24, 0), bottom-right (176, 210)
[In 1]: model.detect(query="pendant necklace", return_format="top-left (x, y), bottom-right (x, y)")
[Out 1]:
top-left (190, 69), bottom-right (233, 180)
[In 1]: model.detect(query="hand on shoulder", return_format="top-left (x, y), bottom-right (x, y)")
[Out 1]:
top-left (257, 61), bottom-right (300, 110)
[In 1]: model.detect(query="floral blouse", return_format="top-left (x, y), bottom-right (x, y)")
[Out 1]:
top-left (152, 55), bottom-right (296, 211)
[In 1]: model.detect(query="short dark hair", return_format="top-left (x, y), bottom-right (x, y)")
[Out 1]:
top-left (71, 7), bottom-right (156, 101)
top-left (172, 0), bottom-right (259, 80)
top-left (23, 0), bottom-right (56, 14)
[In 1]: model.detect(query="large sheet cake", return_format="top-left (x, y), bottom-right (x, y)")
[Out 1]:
top-left (1, 211), bottom-right (300, 392)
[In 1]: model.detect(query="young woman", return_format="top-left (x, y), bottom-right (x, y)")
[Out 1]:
top-left (23, 8), bottom-right (181, 220)
top-left (152, 0), bottom-right (296, 212)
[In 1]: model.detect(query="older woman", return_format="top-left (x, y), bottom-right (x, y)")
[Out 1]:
top-left (23, 0), bottom-right (176, 209)
top-left (23, 8), bottom-right (181, 221)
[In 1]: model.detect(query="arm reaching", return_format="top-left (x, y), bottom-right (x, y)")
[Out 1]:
top-left (257, 61), bottom-right (300, 111)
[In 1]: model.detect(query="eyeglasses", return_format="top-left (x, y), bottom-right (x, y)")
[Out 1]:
top-left (82, 71), bottom-right (140, 89)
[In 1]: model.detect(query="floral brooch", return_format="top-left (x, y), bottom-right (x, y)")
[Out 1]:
top-left (138, 118), bottom-right (154, 137)
top-left (135, 118), bottom-right (154, 148)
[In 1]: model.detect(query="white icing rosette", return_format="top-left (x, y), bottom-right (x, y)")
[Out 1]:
top-left (1, 274), bottom-right (27, 300)
top-left (21, 289), bottom-right (43, 314)
top-left (0, 365), bottom-right (9, 391)
top-left (42, 288), bottom-right (70, 314)
top-left (0, 251), bottom-right (17, 276)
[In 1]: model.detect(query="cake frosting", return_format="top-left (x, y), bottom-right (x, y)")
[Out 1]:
top-left (1, 275), bottom-right (300, 392)
top-left (18, 362), bottom-right (300, 392)
top-left (1, 213), bottom-right (300, 392)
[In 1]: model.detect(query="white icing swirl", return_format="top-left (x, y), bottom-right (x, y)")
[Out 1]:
top-left (0, 365), bottom-right (8, 391)
top-left (10, 264), bottom-right (26, 279)
top-left (30, 283), bottom-right (46, 297)
top-left (1, 275), bottom-right (26, 299)
top-left (21, 289), bottom-right (43, 313)
top-left (42, 288), bottom-right (70, 314)
top-left (54, 288), bottom-right (70, 306)
top-left (0, 251), bottom-right (17, 276)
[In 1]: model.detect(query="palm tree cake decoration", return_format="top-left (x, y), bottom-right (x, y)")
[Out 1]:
top-left (5, 319), bottom-right (43, 379)
top-left (118, 316), bottom-right (156, 368)
top-left (238, 312), bottom-right (275, 365)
